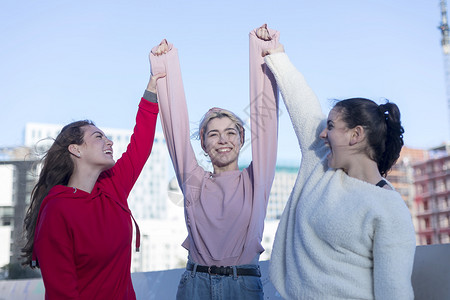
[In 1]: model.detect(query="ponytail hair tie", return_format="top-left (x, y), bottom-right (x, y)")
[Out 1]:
top-left (378, 104), bottom-right (389, 119)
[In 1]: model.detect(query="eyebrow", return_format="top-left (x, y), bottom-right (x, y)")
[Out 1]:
top-left (91, 131), bottom-right (104, 136)
top-left (207, 128), bottom-right (238, 134)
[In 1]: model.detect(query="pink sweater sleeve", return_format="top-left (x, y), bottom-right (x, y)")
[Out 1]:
top-left (150, 44), bottom-right (204, 197)
top-left (248, 28), bottom-right (280, 199)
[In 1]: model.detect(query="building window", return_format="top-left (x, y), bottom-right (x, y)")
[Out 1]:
top-left (436, 179), bottom-right (445, 193)
top-left (439, 214), bottom-right (449, 228)
top-left (415, 167), bottom-right (422, 176)
top-left (444, 160), bottom-right (450, 170)
top-left (416, 184), bottom-right (423, 195)
top-left (434, 162), bottom-right (443, 173)
top-left (438, 197), bottom-right (445, 209)
top-left (423, 201), bottom-right (429, 212)
top-left (424, 217), bottom-right (430, 228)
top-left (440, 234), bottom-right (450, 244)
top-left (426, 235), bottom-right (432, 245)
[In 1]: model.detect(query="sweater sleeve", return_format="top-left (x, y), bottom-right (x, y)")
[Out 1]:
top-left (101, 99), bottom-right (159, 203)
top-left (264, 53), bottom-right (328, 172)
top-left (149, 43), bottom-right (204, 196)
top-left (34, 200), bottom-right (79, 300)
top-left (372, 200), bottom-right (416, 299)
top-left (247, 27), bottom-right (279, 195)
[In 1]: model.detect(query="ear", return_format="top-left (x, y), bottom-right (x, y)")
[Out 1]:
top-left (239, 128), bottom-right (245, 148)
top-left (200, 131), bottom-right (207, 152)
top-left (68, 144), bottom-right (81, 158)
top-left (349, 125), bottom-right (365, 146)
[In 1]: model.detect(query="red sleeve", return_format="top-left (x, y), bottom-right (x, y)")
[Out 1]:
top-left (34, 200), bottom-right (80, 300)
top-left (100, 99), bottom-right (159, 203)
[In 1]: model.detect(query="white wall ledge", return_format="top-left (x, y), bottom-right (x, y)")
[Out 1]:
top-left (1, 244), bottom-right (449, 300)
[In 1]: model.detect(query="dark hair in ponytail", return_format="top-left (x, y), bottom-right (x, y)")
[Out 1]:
top-left (22, 120), bottom-right (94, 267)
top-left (333, 98), bottom-right (404, 177)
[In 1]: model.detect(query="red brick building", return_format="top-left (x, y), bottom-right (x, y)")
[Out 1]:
top-left (413, 144), bottom-right (450, 245)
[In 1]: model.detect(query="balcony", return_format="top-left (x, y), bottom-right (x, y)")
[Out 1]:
top-left (0, 244), bottom-right (449, 299)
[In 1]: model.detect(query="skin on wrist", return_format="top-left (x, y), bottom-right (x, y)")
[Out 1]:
top-left (146, 82), bottom-right (156, 93)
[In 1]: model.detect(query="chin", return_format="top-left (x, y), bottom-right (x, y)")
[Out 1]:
top-left (103, 161), bottom-right (116, 171)
top-left (212, 158), bottom-right (237, 169)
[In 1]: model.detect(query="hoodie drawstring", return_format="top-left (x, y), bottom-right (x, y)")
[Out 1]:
top-left (112, 199), bottom-right (140, 252)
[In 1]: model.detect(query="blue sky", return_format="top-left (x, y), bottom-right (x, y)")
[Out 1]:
top-left (1, 0), bottom-right (448, 165)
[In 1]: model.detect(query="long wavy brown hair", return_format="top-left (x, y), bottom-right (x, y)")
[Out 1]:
top-left (22, 120), bottom-right (94, 267)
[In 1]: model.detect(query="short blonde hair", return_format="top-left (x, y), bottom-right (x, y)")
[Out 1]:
top-left (196, 107), bottom-right (245, 150)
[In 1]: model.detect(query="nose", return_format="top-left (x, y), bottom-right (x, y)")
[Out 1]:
top-left (218, 133), bottom-right (227, 143)
top-left (105, 137), bottom-right (113, 146)
top-left (319, 128), bottom-right (327, 140)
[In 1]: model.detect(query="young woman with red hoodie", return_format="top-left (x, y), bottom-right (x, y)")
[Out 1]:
top-left (21, 55), bottom-right (165, 299)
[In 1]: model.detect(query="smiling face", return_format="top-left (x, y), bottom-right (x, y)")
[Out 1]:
top-left (74, 125), bottom-right (115, 172)
top-left (202, 116), bottom-right (242, 173)
top-left (319, 108), bottom-right (354, 171)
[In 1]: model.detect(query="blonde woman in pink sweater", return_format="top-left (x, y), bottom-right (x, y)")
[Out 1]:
top-left (150, 25), bottom-right (280, 299)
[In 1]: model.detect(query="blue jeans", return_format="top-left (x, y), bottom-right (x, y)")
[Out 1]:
top-left (176, 261), bottom-right (264, 300)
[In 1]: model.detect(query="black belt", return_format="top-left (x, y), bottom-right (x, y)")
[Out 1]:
top-left (186, 264), bottom-right (261, 277)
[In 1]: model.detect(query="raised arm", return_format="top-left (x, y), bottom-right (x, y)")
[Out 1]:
top-left (264, 50), bottom-right (327, 155)
top-left (150, 40), bottom-right (204, 192)
top-left (248, 24), bottom-right (279, 190)
top-left (99, 69), bottom-right (161, 203)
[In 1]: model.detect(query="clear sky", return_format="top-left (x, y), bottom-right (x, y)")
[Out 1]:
top-left (1, 0), bottom-right (448, 166)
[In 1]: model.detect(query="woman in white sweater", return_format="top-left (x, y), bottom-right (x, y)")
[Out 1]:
top-left (263, 45), bottom-right (416, 299)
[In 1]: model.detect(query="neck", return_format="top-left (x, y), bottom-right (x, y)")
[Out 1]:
top-left (212, 162), bottom-right (239, 175)
top-left (68, 168), bottom-right (102, 193)
top-left (345, 155), bottom-right (383, 185)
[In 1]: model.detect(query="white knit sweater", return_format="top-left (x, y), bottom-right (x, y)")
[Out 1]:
top-left (265, 53), bottom-right (416, 300)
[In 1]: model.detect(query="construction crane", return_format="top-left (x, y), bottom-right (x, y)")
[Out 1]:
top-left (439, 0), bottom-right (450, 134)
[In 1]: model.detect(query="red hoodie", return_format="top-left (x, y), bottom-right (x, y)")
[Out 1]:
top-left (33, 99), bottom-right (158, 300)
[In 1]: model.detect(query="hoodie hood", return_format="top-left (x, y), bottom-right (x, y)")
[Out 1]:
top-left (31, 184), bottom-right (140, 267)
top-left (45, 185), bottom-right (102, 201)
top-left (31, 185), bottom-right (102, 267)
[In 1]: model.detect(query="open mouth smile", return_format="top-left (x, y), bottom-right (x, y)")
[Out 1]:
top-left (216, 147), bottom-right (232, 153)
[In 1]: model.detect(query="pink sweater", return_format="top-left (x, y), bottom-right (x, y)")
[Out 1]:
top-left (150, 29), bottom-right (279, 266)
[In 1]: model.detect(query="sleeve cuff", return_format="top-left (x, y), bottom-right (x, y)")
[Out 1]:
top-left (143, 90), bottom-right (158, 103)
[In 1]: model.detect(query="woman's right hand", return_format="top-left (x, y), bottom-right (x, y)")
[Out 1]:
top-left (147, 39), bottom-right (169, 92)
top-left (153, 39), bottom-right (170, 56)
top-left (256, 24), bottom-right (271, 41)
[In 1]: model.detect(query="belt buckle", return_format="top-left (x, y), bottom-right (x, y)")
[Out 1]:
top-left (208, 265), bottom-right (215, 275)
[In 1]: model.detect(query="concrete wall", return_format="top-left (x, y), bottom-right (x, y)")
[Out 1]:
top-left (411, 244), bottom-right (450, 299)
top-left (1, 244), bottom-right (449, 300)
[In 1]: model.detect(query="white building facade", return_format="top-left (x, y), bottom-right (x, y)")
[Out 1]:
top-left (0, 164), bottom-right (14, 270)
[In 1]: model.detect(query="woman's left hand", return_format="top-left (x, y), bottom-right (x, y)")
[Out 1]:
top-left (256, 24), bottom-right (271, 41)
